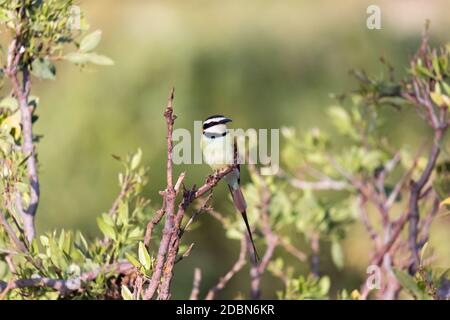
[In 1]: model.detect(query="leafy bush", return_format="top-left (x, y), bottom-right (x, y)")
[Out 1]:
top-left (0, 2), bottom-right (449, 300)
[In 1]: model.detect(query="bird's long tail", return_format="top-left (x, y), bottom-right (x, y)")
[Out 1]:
top-left (229, 185), bottom-right (260, 263)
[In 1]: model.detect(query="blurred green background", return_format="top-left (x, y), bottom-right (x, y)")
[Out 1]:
top-left (32, 0), bottom-right (450, 298)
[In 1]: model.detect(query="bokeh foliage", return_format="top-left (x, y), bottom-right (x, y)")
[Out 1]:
top-left (1, 0), bottom-right (449, 299)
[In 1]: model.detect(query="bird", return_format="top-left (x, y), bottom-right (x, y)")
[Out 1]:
top-left (200, 115), bottom-right (259, 263)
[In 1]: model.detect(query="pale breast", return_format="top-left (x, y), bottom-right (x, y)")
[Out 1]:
top-left (202, 136), bottom-right (234, 170)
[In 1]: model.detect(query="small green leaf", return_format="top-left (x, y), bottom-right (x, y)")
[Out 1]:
top-left (40, 235), bottom-right (49, 247)
top-left (121, 285), bottom-right (134, 300)
top-left (117, 202), bottom-right (129, 226)
top-left (63, 52), bottom-right (114, 66)
top-left (318, 276), bottom-right (331, 295)
top-left (138, 241), bottom-right (151, 270)
top-left (0, 97), bottom-right (18, 110)
top-left (96, 215), bottom-right (116, 240)
top-left (131, 148), bottom-right (142, 170)
top-left (79, 30), bottom-right (102, 52)
top-left (392, 268), bottom-right (424, 298)
top-left (101, 213), bottom-right (115, 226)
top-left (225, 228), bottom-right (242, 240)
top-left (63, 52), bottom-right (90, 64)
top-left (432, 55), bottom-right (441, 79)
top-left (125, 252), bottom-right (141, 269)
top-left (331, 241), bottom-right (344, 270)
top-left (328, 106), bottom-right (355, 137)
top-left (86, 53), bottom-right (114, 66)
top-left (0, 8), bottom-right (10, 23)
top-left (442, 82), bottom-right (450, 96)
top-left (31, 58), bottom-right (56, 80)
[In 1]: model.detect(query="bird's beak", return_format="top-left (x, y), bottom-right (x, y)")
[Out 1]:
top-left (222, 118), bottom-right (232, 124)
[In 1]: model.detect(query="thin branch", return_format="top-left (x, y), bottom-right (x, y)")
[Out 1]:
top-left (0, 210), bottom-right (27, 253)
top-left (408, 127), bottom-right (446, 273)
top-left (371, 212), bottom-right (409, 266)
top-left (174, 243), bottom-right (195, 264)
top-left (143, 89), bottom-right (177, 300)
top-left (278, 237), bottom-right (307, 262)
top-left (418, 195), bottom-right (440, 247)
top-left (143, 203), bottom-right (165, 248)
top-left (157, 187), bottom-right (196, 300)
top-left (0, 262), bottom-right (132, 295)
top-left (385, 142), bottom-right (426, 209)
top-left (309, 232), bottom-right (320, 278)
top-left (6, 39), bottom-right (39, 242)
top-left (189, 268), bottom-right (202, 300)
top-left (143, 89), bottom-right (237, 300)
top-left (142, 172), bottom-right (187, 248)
top-left (108, 175), bottom-right (133, 217)
top-left (205, 236), bottom-right (247, 300)
top-left (249, 164), bottom-right (277, 299)
top-left (278, 169), bottom-right (351, 191)
top-left (358, 195), bottom-right (381, 248)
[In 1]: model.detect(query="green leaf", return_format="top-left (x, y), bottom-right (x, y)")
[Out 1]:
top-left (40, 235), bottom-right (49, 247)
top-left (225, 228), bottom-right (242, 240)
top-left (0, 8), bottom-right (10, 23)
top-left (63, 52), bottom-right (90, 64)
top-left (31, 58), bottom-right (56, 80)
top-left (125, 252), bottom-right (141, 269)
top-left (101, 213), bottom-right (115, 226)
top-left (331, 241), bottom-right (344, 270)
top-left (138, 241), bottom-right (151, 270)
top-left (0, 97), bottom-right (18, 110)
top-left (96, 215), bottom-right (116, 240)
top-left (64, 52), bottom-right (114, 66)
top-left (128, 227), bottom-right (142, 239)
top-left (442, 82), bottom-right (450, 96)
top-left (328, 106), bottom-right (355, 137)
top-left (430, 82), bottom-right (443, 106)
top-left (131, 148), bottom-right (142, 170)
top-left (318, 276), bottom-right (331, 295)
top-left (432, 55), bottom-right (441, 79)
top-left (420, 242), bottom-right (431, 265)
top-left (86, 53), bottom-right (114, 66)
top-left (121, 285), bottom-right (133, 300)
top-left (77, 231), bottom-right (89, 253)
top-left (392, 268), bottom-right (423, 298)
top-left (79, 30), bottom-right (102, 52)
top-left (117, 202), bottom-right (129, 226)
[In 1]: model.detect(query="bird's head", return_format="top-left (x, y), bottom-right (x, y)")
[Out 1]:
top-left (202, 115), bottom-right (232, 137)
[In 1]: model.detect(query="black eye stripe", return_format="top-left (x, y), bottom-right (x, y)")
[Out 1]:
top-left (203, 121), bottom-right (220, 130)
top-left (202, 119), bottom-right (230, 130)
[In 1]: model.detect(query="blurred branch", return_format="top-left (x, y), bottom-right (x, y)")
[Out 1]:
top-left (189, 268), bottom-right (202, 300)
top-left (408, 120), bottom-right (447, 273)
top-left (249, 164), bottom-right (277, 300)
top-left (0, 210), bottom-right (27, 253)
top-left (5, 36), bottom-right (39, 243)
top-left (278, 237), bottom-right (307, 262)
top-left (143, 89), bottom-right (177, 300)
top-left (108, 174), bottom-right (134, 217)
top-left (278, 169), bottom-right (351, 191)
top-left (309, 232), bottom-right (320, 278)
top-left (205, 236), bottom-right (247, 300)
top-left (0, 262), bottom-right (133, 295)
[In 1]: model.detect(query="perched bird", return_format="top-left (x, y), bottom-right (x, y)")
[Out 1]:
top-left (201, 115), bottom-right (259, 263)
